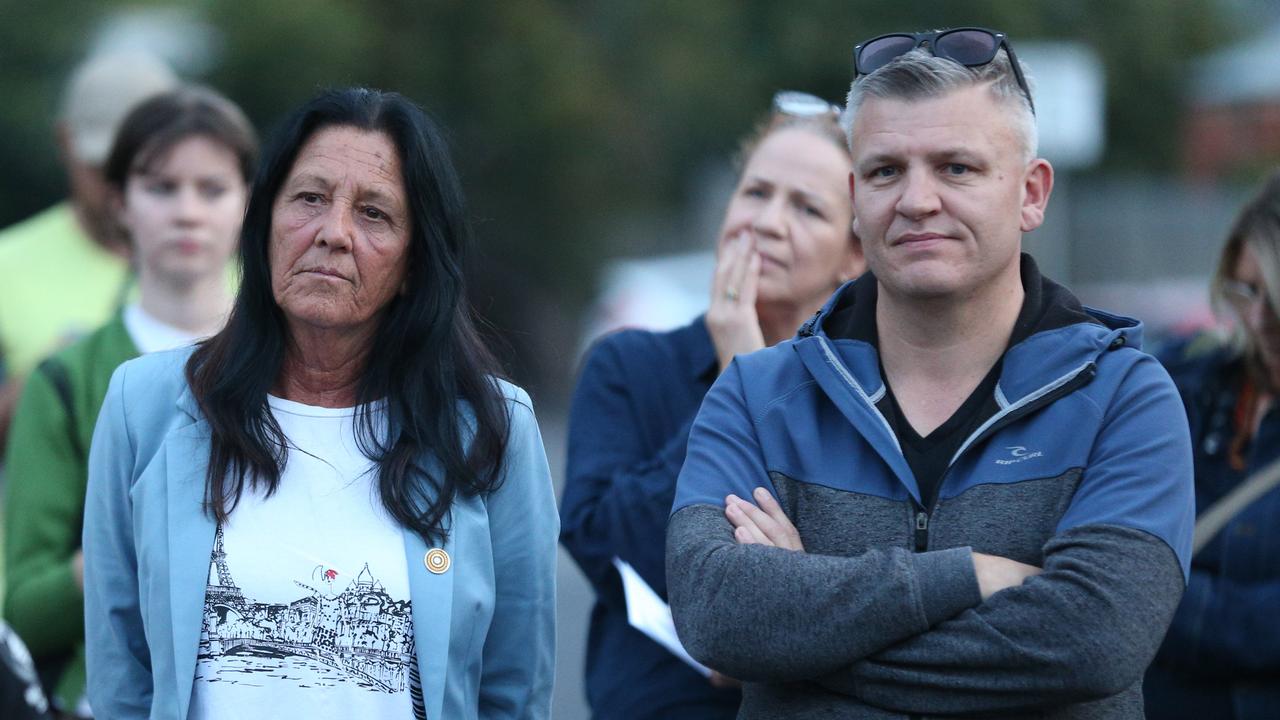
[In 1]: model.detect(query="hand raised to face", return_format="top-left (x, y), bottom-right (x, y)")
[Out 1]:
top-left (707, 230), bottom-right (766, 373)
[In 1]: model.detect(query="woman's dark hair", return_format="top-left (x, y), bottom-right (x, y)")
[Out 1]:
top-left (186, 87), bottom-right (510, 543)
top-left (104, 85), bottom-right (258, 190)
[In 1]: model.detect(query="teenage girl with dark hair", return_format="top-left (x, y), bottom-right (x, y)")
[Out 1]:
top-left (4, 85), bottom-right (255, 718)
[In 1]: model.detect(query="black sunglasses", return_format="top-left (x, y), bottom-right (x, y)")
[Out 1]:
top-left (852, 27), bottom-right (1035, 114)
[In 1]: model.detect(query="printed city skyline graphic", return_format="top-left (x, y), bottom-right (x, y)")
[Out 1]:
top-left (197, 525), bottom-right (417, 695)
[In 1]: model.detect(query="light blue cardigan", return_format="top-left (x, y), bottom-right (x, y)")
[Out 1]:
top-left (83, 348), bottom-right (557, 720)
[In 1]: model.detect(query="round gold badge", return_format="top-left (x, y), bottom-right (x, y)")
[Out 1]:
top-left (424, 548), bottom-right (451, 574)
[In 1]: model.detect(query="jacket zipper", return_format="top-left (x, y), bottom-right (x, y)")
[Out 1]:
top-left (812, 335), bottom-right (1108, 554)
top-left (913, 510), bottom-right (929, 551)
top-left (910, 361), bottom-right (1099, 553)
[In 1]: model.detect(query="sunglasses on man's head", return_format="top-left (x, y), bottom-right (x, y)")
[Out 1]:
top-left (852, 27), bottom-right (1035, 114)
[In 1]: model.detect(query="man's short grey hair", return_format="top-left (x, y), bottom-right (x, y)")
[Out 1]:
top-left (841, 47), bottom-right (1038, 162)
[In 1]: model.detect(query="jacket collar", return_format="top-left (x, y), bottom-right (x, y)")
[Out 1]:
top-left (176, 381), bottom-right (201, 421)
top-left (798, 253), bottom-right (1141, 407)
top-left (168, 346), bottom-right (204, 422)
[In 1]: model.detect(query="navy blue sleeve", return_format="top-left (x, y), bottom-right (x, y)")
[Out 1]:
top-left (1157, 569), bottom-right (1280, 676)
top-left (559, 334), bottom-right (697, 600)
top-left (1151, 340), bottom-right (1280, 677)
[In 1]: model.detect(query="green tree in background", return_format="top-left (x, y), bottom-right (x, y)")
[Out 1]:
top-left (0, 0), bottom-right (1257, 396)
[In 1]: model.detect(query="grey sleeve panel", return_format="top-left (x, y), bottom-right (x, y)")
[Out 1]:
top-left (666, 504), bottom-right (981, 681)
top-left (844, 524), bottom-right (1185, 715)
top-left (909, 546), bottom-right (983, 627)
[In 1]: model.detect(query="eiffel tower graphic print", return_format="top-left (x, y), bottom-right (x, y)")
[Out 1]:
top-left (196, 525), bottom-right (416, 694)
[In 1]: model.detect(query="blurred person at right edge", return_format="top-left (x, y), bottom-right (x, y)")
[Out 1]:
top-left (0, 51), bottom-right (176, 456)
top-left (1144, 171), bottom-right (1280, 719)
top-left (2, 86), bottom-right (256, 718)
top-left (559, 92), bottom-right (864, 719)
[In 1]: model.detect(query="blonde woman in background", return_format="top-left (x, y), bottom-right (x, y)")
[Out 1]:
top-left (559, 91), bottom-right (864, 720)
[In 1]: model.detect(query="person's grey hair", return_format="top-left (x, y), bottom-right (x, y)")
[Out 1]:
top-left (1210, 171), bottom-right (1280, 358)
top-left (841, 47), bottom-right (1038, 162)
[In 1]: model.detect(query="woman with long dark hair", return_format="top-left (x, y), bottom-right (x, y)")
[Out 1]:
top-left (4, 85), bottom-right (255, 718)
top-left (82, 87), bottom-right (557, 720)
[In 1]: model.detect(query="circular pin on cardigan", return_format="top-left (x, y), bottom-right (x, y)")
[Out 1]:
top-left (424, 548), bottom-right (451, 574)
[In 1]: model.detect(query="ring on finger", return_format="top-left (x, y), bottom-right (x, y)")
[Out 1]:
top-left (725, 288), bottom-right (740, 302)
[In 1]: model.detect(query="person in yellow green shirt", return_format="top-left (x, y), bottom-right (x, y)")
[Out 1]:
top-left (0, 51), bottom-right (176, 456)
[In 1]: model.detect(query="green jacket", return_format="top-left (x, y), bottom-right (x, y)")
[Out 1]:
top-left (3, 311), bottom-right (138, 711)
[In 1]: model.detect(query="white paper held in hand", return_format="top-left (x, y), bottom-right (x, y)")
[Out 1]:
top-left (611, 557), bottom-right (712, 677)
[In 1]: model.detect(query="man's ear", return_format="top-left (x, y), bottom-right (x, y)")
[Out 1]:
top-left (848, 171), bottom-right (863, 240)
top-left (839, 227), bottom-right (865, 282)
top-left (1019, 158), bottom-right (1054, 232)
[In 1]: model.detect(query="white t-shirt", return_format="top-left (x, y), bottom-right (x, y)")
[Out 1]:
top-left (121, 302), bottom-right (203, 354)
top-left (188, 396), bottom-right (425, 720)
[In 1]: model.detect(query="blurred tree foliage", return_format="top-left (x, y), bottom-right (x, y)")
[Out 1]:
top-left (0, 0), bottom-right (1253, 395)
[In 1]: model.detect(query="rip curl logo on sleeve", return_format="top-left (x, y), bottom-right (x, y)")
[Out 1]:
top-left (996, 445), bottom-right (1043, 465)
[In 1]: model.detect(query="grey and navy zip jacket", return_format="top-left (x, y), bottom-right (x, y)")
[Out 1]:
top-left (667, 258), bottom-right (1195, 719)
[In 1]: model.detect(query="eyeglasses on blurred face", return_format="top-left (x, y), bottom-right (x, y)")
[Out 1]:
top-left (1223, 279), bottom-right (1276, 318)
top-left (852, 27), bottom-right (1035, 114)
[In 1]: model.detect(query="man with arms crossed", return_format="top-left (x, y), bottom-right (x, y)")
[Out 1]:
top-left (667, 28), bottom-right (1194, 719)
